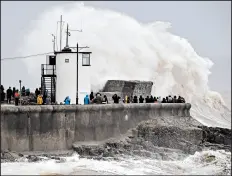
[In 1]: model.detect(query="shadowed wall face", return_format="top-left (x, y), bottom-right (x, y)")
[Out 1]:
top-left (1, 103), bottom-right (191, 152)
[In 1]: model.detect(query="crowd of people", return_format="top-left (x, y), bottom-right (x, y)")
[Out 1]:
top-left (0, 85), bottom-right (21, 105)
top-left (1, 84), bottom-right (186, 106)
top-left (83, 92), bottom-right (109, 105)
top-left (83, 92), bottom-right (186, 105)
top-left (129, 95), bottom-right (186, 103)
top-left (0, 85), bottom-right (52, 106)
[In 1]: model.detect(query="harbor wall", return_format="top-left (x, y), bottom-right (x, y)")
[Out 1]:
top-left (1, 103), bottom-right (191, 152)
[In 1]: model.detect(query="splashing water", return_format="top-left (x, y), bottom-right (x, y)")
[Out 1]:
top-left (17, 2), bottom-right (230, 129)
top-left (1, 150), bottom-right (231, 175)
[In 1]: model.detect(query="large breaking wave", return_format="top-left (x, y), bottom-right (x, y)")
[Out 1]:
top-left (18, 2), bottom-right (231, 128)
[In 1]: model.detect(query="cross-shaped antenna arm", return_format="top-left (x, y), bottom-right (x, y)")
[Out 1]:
top-left (69, 29), bottom-right (83, 32)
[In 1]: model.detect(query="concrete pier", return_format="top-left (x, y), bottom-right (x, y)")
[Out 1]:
top-left (1, 103), bottom-right (191, 152)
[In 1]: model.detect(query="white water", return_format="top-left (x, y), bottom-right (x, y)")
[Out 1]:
top-left (2, 2), bottom-right (231, 175)
top-left (2, 150), bottom-right (231, 175)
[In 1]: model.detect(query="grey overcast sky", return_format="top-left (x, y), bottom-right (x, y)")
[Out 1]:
top-left (1, 1), bottom-right (231, 93)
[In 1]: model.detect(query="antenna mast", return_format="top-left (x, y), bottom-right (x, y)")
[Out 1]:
top-left (59, 15), bottom-right (63, 51)
top-left (65, 24), bottom-right (70, 48)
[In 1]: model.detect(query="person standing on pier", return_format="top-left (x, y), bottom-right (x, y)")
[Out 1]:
top-left (6, 87), bottom-right (13, 104)
top-left (14, 90), bottom-right (20, 106)
top-left (37, 95), bottom-right (43, 105)
top-left (64, 96), bottom-right (71, 105)
top-left (84, 95), bottom-right (90, 105)
top-left (89, 92), bottom-right (94, 102)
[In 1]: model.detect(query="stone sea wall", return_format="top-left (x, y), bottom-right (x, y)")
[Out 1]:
top-left (1, 103), bottom-right (191, 152)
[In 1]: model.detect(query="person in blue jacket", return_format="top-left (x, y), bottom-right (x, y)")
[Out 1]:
top-left (64, 96), bottom-right (71, 105)
top-left (84, 95), bottom-right (90, 105)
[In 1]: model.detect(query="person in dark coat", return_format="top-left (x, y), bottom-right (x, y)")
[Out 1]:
top-left (12, 87), bottom-right (16, 98)
top-left (26, 88), bottom-right (30, 96)
top-left (139, 95), bottom-right (144, 103)
top-left (22, 86), bottom-right (26, 96)
top-left (0, 85), bottom-right (5, 102)
top-left (145, 96), bottom-right (150, 103)
top-left (6, 87), bottom-right (13, 104)
top-left (90, 91), bottom-right (94, 102)
top-left (35, 88), bottom-right (39, 97)
top-left (162, 98), bottom-right (167, 103)
top-left (149, 95), bottom-right (154, 103)
top-left (133, 96), bottom-right (138, 103)
top-left (112, 94), bottom-right (120, 104)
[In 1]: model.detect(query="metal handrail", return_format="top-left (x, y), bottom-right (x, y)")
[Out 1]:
top-left (41, 64), bottom-right (56, 75)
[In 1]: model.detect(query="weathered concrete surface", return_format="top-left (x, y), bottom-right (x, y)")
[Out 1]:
top-left (102, 80), bottom-right (153, 99)
top-left (72, 120), bottom-right (231, 160)
top-left (1, 103), bottom-right (190, 152)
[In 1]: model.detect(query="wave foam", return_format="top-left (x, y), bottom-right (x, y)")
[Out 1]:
top-left (17, 2), bottom-right (231, 128)
top-left (1, 150), bottom-right (231, 175)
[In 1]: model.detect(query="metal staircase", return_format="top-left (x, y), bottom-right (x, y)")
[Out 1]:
top-left (41, 64), bottom-right (56, 103)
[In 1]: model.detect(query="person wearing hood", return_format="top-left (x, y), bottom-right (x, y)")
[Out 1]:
top-left (124, 95), bottom-right (128, 104)
top-left (64, 96), bottom-right (71, 105)
top-left (84, 95), bottom-right (90, 105)
top-left (37, 94), bottom-right (43, 105)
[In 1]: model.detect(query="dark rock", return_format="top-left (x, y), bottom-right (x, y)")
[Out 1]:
top-left (27, 155), bottom-right (40, 162)
top-left (18, 153), bottom-right (24, 157)
top-left (1, 151), bottom-right (21, 162)
top-left (198, 126), bottom-right (231, 148)
top-left (51, 156), bottom-right (61, 160)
